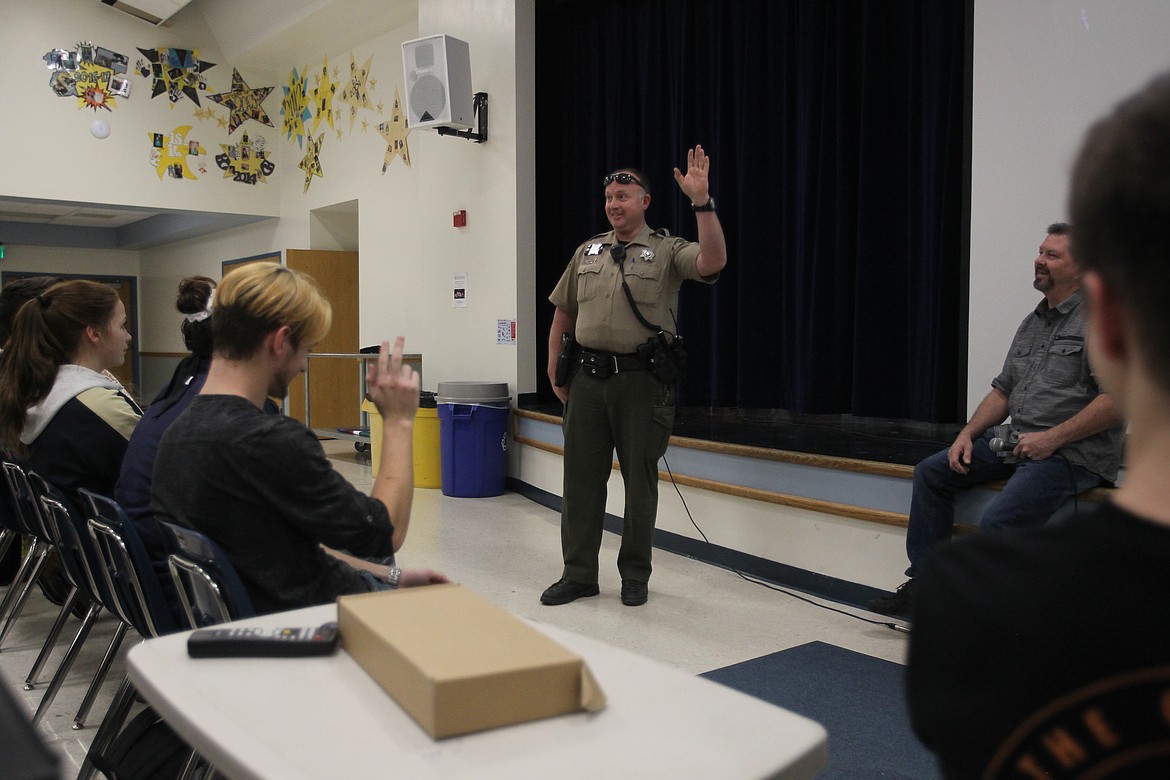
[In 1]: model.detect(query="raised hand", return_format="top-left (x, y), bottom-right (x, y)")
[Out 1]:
top-left (673, 144), bottom-right (712, 204)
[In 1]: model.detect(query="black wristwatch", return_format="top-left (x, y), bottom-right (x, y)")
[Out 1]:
top-left (692, 197), bottom-right (716, 212)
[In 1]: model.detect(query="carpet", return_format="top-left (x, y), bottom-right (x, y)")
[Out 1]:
top-left (701, 641), bottom-right (939, 779)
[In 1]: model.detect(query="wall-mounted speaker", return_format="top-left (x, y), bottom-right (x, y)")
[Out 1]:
top-left (402, 34), bottom-right (473, 131)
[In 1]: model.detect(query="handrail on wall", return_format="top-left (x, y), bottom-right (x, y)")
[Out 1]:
top-left (298, 352), bottom-right (423, 435)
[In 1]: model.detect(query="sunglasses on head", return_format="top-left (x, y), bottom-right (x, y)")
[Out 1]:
top-left (603, 172), bottom-right (647, 191)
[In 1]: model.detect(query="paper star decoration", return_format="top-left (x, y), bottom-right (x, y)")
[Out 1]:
top-left (137, 48), bottom-right (213, 106)
top-left (377, 86), bottom-right (411, 172)
top-left (215, 132), bottom-right (275, 185)
top-left (281, 66), bottom-right (312, 149)
top-left (337, 53), bottom-right (374, 131)
top-left (310, 56), bottom-right (338, 135)
top-left (208, 68), bottom-right (275, 134)
top-left (44, 43), bottom-right (129, 111)
top-left (77, 62), bottom-right (116, 111)
top-left (149, 125), bottom-right (205, 180)
top-left (299, 133), bottom-right (325, 192)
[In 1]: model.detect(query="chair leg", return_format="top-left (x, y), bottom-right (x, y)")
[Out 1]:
top-left (0, 537), bottom-right (37, 626)
top-left (0, 543), bottom-right (52, 648)
top-left (0, 528), bottom-right (15, 573)
top-left (72, 621), bottom-right (129, 729)
top-left (31, 601), bottom-right (102, 725)
top-left (23, 587), bottom-right (80, 688)
top-left (77, 675), bottom-right (137, 780)
top-left (176, 749), bottom-right (206, 780)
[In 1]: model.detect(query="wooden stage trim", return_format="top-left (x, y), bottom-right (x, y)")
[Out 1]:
top-left (512, 408), bottom-right (1111, 530)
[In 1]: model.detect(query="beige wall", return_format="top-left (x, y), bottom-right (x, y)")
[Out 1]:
top-left (1, 0), bottom-right (534, 399)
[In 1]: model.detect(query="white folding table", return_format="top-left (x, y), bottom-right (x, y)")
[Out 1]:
top-left (128, 604), bottom-right (827, 779)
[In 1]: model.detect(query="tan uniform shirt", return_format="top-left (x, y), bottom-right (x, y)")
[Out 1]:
top-left (549, 224), bottom-right (713, 354)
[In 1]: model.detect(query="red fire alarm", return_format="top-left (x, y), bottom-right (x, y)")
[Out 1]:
top-left (453, 210), bottom-right (467, 228)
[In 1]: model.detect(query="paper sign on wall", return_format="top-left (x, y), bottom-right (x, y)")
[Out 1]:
top-left (453, 273), bottom-right (468, 308)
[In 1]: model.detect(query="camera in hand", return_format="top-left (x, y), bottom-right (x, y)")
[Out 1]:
top-left (989, 424), bottom-right (1020, 461)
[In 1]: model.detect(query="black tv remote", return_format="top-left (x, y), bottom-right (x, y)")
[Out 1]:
top-left (187, 622), bottom-right (340, 658)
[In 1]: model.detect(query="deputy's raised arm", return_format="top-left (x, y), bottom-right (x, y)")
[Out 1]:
top-left (673, 144), bottom-right (728, 278)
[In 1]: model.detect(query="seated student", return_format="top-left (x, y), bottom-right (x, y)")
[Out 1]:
top-left (0, 276), bottom-right (61, 370)
top-left (0, 276), bottom-right (60, 584)
top-left (151, 262), bottom-right (448, 615)
top-left (116, 275), bottom-right (216, 614)
top-left (0, 280), bottom-right (141, 515)
top-left (906, 73), bottom-right (1170, 778)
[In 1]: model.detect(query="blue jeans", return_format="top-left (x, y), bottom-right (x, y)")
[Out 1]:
top-left (358, 570), bottom-right (395, 592)
top-left (905, 429), bottom-right (1104, 577)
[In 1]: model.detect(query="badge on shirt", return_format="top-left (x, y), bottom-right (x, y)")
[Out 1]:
top-left (585, 243), bottom-right (605, 256)
top-left (639, 248), bottom-right (655, 263)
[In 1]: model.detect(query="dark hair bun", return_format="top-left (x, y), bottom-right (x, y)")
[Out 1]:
top-left (176, 276), bottom-right (216, 316)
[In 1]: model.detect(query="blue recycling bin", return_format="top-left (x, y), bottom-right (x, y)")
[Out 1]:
top-left (436, 382), bottom-right (511, 497)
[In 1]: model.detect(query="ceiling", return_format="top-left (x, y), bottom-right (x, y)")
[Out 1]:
top-left (0, 0), bottom-right (416, 251)
top-left (0, 200), bottom-right (164, 229)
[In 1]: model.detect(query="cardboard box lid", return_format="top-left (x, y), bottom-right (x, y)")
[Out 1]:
top-left (338, 584), bottom-right (605, 738)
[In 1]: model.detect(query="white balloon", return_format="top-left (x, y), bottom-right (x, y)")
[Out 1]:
top-left (91, 118), bottom-right (111, 139)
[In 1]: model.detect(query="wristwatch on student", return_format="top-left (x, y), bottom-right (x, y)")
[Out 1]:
top-left (692, 197), bottom-right (716, 212)
top-left (381, 565), bottom-right (402, 589)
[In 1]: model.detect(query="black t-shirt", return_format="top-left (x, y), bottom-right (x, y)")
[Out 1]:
top-left (907, 501), bottom-right (1170, 779)
top-left (152, 394), bottom-right (395, 615)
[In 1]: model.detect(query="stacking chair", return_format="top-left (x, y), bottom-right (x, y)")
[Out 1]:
top-left (80, 489), bottom-right (182, 733)
top-left (24, 473), bottom-right (120, 727)
top-left (160, 521), bottom-right (256, 628)
top-left (81, 490), bottom-right (179, 640)
top-left (77, 496), bottom-right (209, 780)
top-left (0, 458), bottom-right (57, 649)
top-left (0, 460), bottom-right (20, 586)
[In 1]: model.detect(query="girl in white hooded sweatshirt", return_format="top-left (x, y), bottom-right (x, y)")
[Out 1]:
top-left (0, 280), bottom-right (141, 515)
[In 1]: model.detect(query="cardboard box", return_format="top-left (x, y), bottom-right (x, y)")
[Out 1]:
top-left (337, 584), bottom-right (606, 739)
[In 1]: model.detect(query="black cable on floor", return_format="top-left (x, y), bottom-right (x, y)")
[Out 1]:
top-left (661, 455), bottom-right (910, 633)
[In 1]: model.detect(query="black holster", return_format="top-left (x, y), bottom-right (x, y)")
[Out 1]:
top-left (555, 332), bottom-right (579, 387)
top-left (637, 331), bottom-right (687, 385)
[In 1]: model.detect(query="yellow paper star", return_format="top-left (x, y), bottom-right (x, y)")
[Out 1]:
top-left (377, 86), bottom-right (412, 172)
top-left (310, 56), bottom-right (338, 135)
top-left (75, 61), bottom-right (117, 112)
top-left (298, 133), bottom-right (325, 192)
top-left (337, 53), bottom-right (374, 131)
top-left (216, 132), bottom-right (275, 184)
top-left (281, 66), bottom-right (312, 148)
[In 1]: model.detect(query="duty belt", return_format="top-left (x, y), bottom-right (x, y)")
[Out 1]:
top-left (577, 348), bottom-right (645, 378)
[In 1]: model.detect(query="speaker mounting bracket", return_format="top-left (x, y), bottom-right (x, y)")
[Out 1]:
top-left (437, 92), bottom-right (488, 144)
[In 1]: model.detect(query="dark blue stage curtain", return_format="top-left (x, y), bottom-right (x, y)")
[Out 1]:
top-left (534, 0), bottom-right (969, 424)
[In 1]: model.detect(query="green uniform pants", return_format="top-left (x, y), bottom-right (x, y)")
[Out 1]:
top-left (559, 368), bottom-right (675, 584)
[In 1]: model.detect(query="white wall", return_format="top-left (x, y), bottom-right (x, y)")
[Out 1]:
top-left (0, 0), bottom-right (535, 401)
top-left (967, 0), bottom-right (1170, 416)
top-left (139, 0), bottom-right (534, 398)
top-left (0, 0), bottom-right (278, 218)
